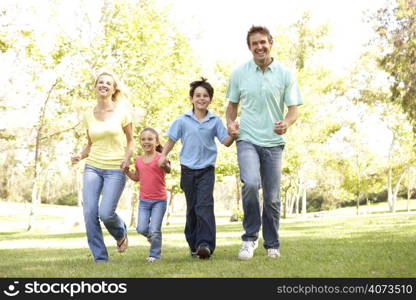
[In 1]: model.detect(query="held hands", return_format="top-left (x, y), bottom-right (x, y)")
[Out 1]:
top-left (157, 155), bottom-right (169, 168)
top-left (227, 121), bottom-right (240, 138)
top-left (120, 159), bottom-right (130, 171)
top-left (274, 120), bottom-right (289, 135)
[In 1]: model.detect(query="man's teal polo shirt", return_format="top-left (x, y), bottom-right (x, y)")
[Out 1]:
top-left (167, 110), bottom-right (228, 169)
top-left (226, 59), bottom-right (303, 147)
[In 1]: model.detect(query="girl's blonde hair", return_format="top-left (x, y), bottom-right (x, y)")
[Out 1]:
top-left (94, 72), bottom-right (122, 102)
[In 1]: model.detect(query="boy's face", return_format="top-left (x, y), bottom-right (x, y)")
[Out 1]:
top-left (190, 86), bottom-right (212, 111)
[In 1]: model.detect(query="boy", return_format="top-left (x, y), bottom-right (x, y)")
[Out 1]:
top-left (158, 78), bottom-right (236, 259)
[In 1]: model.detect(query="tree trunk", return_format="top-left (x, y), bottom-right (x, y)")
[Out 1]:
top-left (235, 173), bottom-right (241, 211)
top-left (407, 166), bottom-right (411, 212)
top-left (392, 170), bottom-right (406, 213)
top-left (387, 166), bottom-right (393, 212)
top-left (129, 190), bottom-right (138, 228)
top-left (27, 80), bottom-right (58, 231)
top-left (302, 186), bottom-right (307, 216)
top-left (165, 189), bottom-right (175, 226)
top-left (387, 133), bottom-right (395, 212)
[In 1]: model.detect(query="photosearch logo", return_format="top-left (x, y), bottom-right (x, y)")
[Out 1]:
top-left (3, 281), bottom-right (20, 297)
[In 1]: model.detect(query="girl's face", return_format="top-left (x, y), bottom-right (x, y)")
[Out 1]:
top-left (95, 75), bottom-right (115, 98)
top-left (140, 131), bottom-right (159, 153)
top-left (190, 86), bottom-right (211, 111)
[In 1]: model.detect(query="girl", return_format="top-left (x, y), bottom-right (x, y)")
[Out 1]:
top-left (71, 72), bottom-right (134, 262)
top-left (125, 128), bottom-right (171, 262)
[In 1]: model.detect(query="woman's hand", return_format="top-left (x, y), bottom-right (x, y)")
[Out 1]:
top-left (71, 155), bottom-right (81, 165)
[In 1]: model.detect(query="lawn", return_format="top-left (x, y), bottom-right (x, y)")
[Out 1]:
top-left (0, 201), bottom-right (415, 278)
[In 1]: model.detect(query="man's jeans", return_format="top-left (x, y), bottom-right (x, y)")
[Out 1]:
top-left (236, 141), bottom-right (283, 249)
top-left (180, 165), bottom-right (216, 254)
top-left (136, 199), bottom-right (167, 259)
top-left (83, 164), bottom-right (127, 262)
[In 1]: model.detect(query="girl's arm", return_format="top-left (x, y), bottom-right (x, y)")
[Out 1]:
top-left (121, 123), bottom-right (135, 170)
top-left (71, 131), bottom-right (92, 164)
top-left (125, 166), bottom-right (140, 181)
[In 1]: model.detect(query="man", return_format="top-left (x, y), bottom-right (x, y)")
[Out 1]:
top-left (226, 25), bottom-right (303, 260)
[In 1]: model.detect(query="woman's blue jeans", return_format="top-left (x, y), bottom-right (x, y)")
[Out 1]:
top-left (82, 164), bottom-right (127, 262)
top-left (236, 141), bottom-right (283, 249)
top-left (136, 199), bottom-right (167, 259)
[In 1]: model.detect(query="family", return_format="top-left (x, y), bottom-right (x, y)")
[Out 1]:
top-left (71, 25), bottom-right (303, 263)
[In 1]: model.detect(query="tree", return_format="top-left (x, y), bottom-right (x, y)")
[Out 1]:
top-left (372, 0), bottom-right (416, 133)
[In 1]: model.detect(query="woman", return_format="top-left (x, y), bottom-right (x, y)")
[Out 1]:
top-left (71, 72), bottom-right (134, 262)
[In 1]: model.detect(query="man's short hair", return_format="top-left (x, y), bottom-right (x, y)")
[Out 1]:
top-left (246, 25), bottom-right (273, 47)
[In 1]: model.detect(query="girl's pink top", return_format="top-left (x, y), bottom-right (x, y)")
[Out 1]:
top-left (135, 152), bottom-right (167, 200)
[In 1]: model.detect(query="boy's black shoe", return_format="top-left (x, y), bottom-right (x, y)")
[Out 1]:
top-left (196, 244), bottom-right (211, 259)
top-left (189, 249), bottom-right (198, 258)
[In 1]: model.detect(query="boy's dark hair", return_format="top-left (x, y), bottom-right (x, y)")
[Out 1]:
top-left (141, 127), bottom-right (163, 153)
top-left (189, 77), bottom-right (214, 99)
top-left (246, 25), bottom-right (273, 47)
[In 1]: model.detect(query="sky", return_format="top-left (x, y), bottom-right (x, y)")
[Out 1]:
top-left (164, 0), bottom-right (389, 73)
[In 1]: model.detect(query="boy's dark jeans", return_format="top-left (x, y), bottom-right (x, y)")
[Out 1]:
top-left (180, 165), bottom-right (216, 254)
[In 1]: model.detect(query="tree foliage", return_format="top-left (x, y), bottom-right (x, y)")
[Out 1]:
top-left (372, 0), bottom-right (416, 132)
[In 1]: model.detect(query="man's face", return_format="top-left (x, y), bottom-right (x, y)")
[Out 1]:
top-left (248, 32), bottom-right (273, 64)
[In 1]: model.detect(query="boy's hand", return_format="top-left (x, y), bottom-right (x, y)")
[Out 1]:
top-left (158, 155), bottom-right (168, 168)
top-left (159, 159), bottom-right (170, 169)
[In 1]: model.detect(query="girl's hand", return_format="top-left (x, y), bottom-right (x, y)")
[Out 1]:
top-left (123, 166), bottom-right (130, 174)
top-left (120, 159), bottom-right (130, 170)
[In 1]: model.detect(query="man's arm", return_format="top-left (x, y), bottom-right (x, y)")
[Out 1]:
top-left (274, 105), bottom-right (299, 135)
top-left (226, 101), bottom-right (240, 136)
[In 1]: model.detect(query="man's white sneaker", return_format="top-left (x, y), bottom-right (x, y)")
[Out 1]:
top-left (238, 240), bottom-right (258, 260)
top-left (146, 256), bottom-right (160, 262)
top-left (267, 248), bottom-right (281, 258)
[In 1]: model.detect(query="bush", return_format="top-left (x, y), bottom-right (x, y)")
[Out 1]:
top-left (55, 193), bottom-right (78, 206)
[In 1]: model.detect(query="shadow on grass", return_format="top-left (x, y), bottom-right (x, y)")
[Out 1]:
top-left (1, 214), bottom-right (415, 277)
top-left (1, 229), bottom-right (415, 278)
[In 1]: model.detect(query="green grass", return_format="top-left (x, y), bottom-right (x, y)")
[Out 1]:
top-left (1, 204), bottom-right (415, 278)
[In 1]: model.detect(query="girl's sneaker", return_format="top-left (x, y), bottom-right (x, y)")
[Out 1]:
top-left (146, 256), bottom-right (160, 262)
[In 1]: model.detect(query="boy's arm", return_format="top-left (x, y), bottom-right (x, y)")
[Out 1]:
top-left (158, 138), bottom-right (176, 168)
top-left (222, 135), bottom-right (236, 147)
top-left (160, 160), bottom-right (171, 174)
top-left (226, 102), bottom-right (240, 136)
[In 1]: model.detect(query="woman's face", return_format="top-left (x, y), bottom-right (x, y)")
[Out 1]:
top-left (95, 75), bottom-right (115, 98)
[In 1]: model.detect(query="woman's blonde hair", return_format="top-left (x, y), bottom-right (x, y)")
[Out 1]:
top-left (94, 72), bottom-right (122, 102)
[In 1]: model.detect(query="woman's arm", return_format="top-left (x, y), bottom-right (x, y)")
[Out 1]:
top-left (121, 123), bottom-right (134, 169)
top-left (71, 131), bottom-right (92, 164)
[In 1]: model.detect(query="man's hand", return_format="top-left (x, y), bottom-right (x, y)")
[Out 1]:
top-left (274, 120), bottom-right (289, 135)
top-left (227, 121), bottom-right (240, 138)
